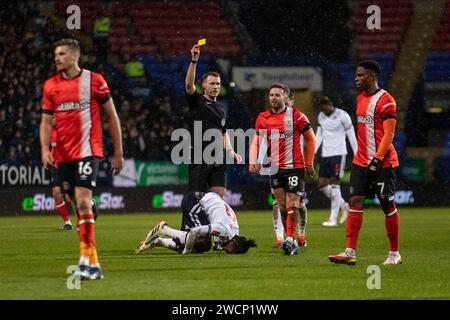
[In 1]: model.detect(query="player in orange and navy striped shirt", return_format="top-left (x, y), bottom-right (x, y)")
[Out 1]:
top-left (40, 38), bottom-right (124, 280)
top-left (329, 60), bottom-right (402, 266)
top-left (249, 83), bottom-right (316, 256)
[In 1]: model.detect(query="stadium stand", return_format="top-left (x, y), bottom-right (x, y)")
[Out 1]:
top-left (0, 0), bottom-right (448, 183)
top-left (353, 0), bottom-right (413, 58)
top-left (0, 1), bottom-right (249, 163)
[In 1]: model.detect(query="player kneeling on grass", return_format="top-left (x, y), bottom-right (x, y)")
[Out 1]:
top-left (135, 192), bottom-right (256, 255)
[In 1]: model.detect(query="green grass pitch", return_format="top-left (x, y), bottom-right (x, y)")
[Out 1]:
top-left (0, 208), bottom-right (449, 299)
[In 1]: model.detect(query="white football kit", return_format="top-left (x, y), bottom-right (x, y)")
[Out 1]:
top-left (183, 192), bottom-right (239, 254)
top-left (315, 108), bottom-right (357, 157)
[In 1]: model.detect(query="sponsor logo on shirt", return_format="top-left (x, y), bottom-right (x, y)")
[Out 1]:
top-left (57, 100), bottom-right (90, 112)
top-left (357, 115), bottom-right (374, 124)
top-left (268, 130), bottom-right (293, 139)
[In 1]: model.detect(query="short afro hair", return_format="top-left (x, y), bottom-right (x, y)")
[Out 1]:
top-left (357, 60), bottom-right (381, 75)
top-left (317, 96), bottom-right (333, 106)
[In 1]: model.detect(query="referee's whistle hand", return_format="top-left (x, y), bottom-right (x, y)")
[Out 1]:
top-left (191, 45), bottom-right (200, 59)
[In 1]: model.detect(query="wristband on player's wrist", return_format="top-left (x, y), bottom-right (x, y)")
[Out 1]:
top-left (191, 60), bottom-right (198, 64)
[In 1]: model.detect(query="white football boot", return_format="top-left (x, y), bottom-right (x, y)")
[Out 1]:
top-left (322, 219), bottom-right (338, 227)
top-left (383, 251), bottom-right (402, 265)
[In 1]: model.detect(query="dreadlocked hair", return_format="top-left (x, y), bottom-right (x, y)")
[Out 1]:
top-left (232, 235), bottom-right (257, 254)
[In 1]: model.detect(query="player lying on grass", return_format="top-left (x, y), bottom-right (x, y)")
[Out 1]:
top-left (135, 192), bottom-right (257, 254)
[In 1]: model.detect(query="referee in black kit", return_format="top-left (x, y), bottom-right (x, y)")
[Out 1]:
top-left (184, 43), bottom-right (242, 198)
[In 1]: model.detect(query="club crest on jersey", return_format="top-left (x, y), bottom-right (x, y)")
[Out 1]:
top-left (349, 186), bottom-right (354, 195)
top-left (62, 181), bottom-right (71, 192)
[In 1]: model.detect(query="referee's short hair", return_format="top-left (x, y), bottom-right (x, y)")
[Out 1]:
top-left (53, 38), bottom-right (81, 53)
top-left (202, 71), bottom-right (220, 83)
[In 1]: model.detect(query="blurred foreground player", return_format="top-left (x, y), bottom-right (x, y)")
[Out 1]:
top-left (329, 60), bottom-right (401, 266)
top-left (135, 192), bottom-right (256, 255)
top-left (50, 118), bottom-right (75, 230)
top-left (249, 83), bottom-right (315, 256)
top-left (40, 38), bottom-right (124, 280)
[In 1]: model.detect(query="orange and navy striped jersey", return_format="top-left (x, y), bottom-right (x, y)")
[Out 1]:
top-left (255, 107), bottom-right (311, 169)
top-left (353, 89), bottom-right (399, 168)
top-left (42, 69), bottom-right (111, 162)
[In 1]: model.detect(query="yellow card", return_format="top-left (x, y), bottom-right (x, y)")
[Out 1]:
top-left (198, 38), bottom-right (206, 46)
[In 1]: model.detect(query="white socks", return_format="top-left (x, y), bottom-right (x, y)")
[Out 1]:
top-left (156, 238), bottom-right (178, 251)
top-left (330, 185), bottom-right (342, 222)
top-left (273, 204), bottom-right (284, 241)
top-left (322, 184), bottom-right (346, 222)
top-left (298, 203), bottom-right (307, 236)
top-left (320, 185), bottom-right (332, 199)
top-left (159, 225), bottom-right (187, 244)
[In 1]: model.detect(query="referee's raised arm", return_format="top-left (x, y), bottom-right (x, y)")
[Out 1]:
top-left (185, 44), bottom-right (200, 95)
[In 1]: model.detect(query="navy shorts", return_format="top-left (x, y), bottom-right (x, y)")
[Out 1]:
top-left (50, 165), bottom-right (62, 188)
top-left (58, 157), bottom-right (100, 195)
top-left (180, 192), bottom-right (210, 231)
top-left (178, 192), bottom-right (212, 253)
top-left (349, 164), bottom-right (397, 200)
top-left (270, 168), bottom-right (306, 198)
top-left (319, 155), bottom-right (346, 179)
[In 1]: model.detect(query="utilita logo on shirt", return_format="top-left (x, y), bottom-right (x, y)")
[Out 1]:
top-left (357, 115), bottom-right (374, 124)
top-left (57, 101), bottom-right (90, 112)
top-left (268, 130), bottom-right (293, 139)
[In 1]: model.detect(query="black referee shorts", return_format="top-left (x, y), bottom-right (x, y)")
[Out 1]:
top-left (188, 164), bottom-right (226, 192)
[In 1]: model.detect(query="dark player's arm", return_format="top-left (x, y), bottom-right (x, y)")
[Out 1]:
top-left (40, 113), bottom-right (53, 154)
top-left (374, 118), bottom-right (396, 160)
top-left (302, 128), bottom-right (316, 167)
top-left (102, 98), bottom-right (123, 158)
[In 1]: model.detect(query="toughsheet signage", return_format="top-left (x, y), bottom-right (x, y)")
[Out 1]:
top-left (232, 67), bottom-right (323, 91)
top-left (0, 183), bottom-right (448, 216)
